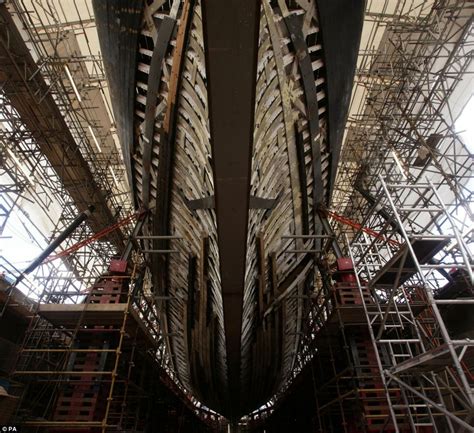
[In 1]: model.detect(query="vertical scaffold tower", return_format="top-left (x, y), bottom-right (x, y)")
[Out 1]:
top-left (346, 175), bottom-right (474, 432)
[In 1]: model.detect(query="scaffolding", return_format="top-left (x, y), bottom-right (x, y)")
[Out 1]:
top-left (7, 254), bottom-right (222, 432)
top-left (0, 0), bottom-right (135, 303)
top-left (331, 0), bottom-right (473, 246)
top-left (323, 3), bottom-right (474, 427)
top-left (341, 177), bottom-right (474, 432)
top-left (324, 0), bottom-right (473, 404)
top-left (258, 179), bottom-right (473, 432)
top-left (13, 260), bottom-right (147, 430)
top-left (1, 0), bottom-right (473, 431)
top-left (246, 3), bottom-right (473, 430)
top-left (0, 93), bottom-right (121, 303)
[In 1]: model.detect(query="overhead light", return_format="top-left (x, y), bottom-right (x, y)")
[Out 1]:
top-left (6, 148), bottom-right (33, 185)
top-left (109, 166), bottom-right (119, 187)
top-left (64, 65), bottom-right (82, 103)
top-left (111, 131), bottom-right (122, 154)
top-left (391, 150), bottom-right (407, 180)
top-left (88, 125), bottom-right (102, 153)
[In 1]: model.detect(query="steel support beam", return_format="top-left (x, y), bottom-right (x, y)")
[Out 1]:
top-left (14, 206), bottom-right (94, 286)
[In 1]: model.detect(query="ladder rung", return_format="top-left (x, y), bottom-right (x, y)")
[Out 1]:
top-left (386, 183), bottom-right (431, 188)
top-left (421, 264), bottom-right (471, 269)
top-left (409, 234), bottom-right (453, 239)
top-left (399, 207), bottom-right (442, 212)
top-left (435, 299), bottom-right (474, 305)
top-left (368, 311), bottom-right (411, 315)
top-left (21, 348), bottom-right (116, 353)
top-left (14, 370), bottom-right (113, 375)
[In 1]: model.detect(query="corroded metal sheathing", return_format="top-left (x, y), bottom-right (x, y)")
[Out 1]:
top-left (92, 1), bottom-right (144, 192)
top-left (318, 0), bottom-right (365, 197)
top-left (94, 0), bottom-right (363, 417)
